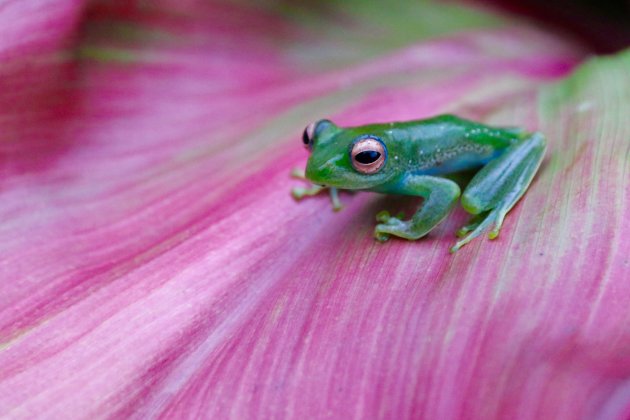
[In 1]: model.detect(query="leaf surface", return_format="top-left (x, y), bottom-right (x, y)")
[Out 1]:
top-left (0, 1), bottom-right (628, 419)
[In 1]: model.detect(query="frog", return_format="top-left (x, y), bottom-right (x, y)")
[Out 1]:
top-left (291, 114), bottom-right (546, 253)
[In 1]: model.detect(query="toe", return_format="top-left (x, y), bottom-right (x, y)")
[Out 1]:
top-left (376, 211), bottom-right (391, 223)
top-left (374, 226), bottom-right (390, 242)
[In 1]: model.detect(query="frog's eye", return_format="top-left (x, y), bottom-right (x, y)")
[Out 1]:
top-left (302, 119), bottom-right (334, 150)
top-left (350, 137), bottom-right (386, 174)
top-left (302, 122), bottom-right (315, 150)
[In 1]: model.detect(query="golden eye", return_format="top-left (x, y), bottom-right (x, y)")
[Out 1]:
top-left (350, 137), bottom-right (386, 174)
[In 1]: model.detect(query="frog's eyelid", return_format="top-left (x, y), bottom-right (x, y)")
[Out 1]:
top-left (314, 119), bottom-right (335, 136)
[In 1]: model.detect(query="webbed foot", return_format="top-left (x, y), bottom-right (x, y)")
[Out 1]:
top-left (450, 208), bottom-right (505, 253)
top-left (455, 213), bottom-right (487, 238)
top-left (374, 211), bottom-right (411, 242)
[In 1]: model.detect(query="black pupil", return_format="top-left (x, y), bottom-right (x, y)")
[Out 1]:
top-left (355, 150), bottom-right (381, 164)
top-left (302, 129), bottom-right (310, 145)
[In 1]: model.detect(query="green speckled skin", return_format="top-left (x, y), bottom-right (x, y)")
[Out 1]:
top-left (294, 114), bottom-right (546, 252)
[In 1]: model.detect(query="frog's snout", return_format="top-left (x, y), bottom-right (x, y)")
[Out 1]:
top-left (306, 151), bottom-right (350, 188)
top-left (305, 160), bottom-right (332, 184)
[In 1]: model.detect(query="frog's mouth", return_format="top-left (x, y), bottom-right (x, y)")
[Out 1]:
top-left (305, 156), bottom-right (393, 190)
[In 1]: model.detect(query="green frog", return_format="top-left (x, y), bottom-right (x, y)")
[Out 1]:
top-left (292, 115), bottom-right (546, 252)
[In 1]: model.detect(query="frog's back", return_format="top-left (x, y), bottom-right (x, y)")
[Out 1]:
top-left (388, 115), bottom-right (509, 176)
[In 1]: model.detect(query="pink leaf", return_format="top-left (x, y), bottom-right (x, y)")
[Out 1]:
top-left (1, 1), bottom-right (628, 418)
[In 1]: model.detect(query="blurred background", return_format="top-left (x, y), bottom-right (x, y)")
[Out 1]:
top-left (483, 0), bottom-right (630, 52)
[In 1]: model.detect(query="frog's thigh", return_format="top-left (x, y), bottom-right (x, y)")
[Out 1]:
top-left (461, 133), bottom-right (545, 217)
top-left (375, 175), bottom-right (460, 240)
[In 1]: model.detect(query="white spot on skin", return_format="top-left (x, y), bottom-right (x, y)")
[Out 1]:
top-left (394, 156), bottom-right (399, 160)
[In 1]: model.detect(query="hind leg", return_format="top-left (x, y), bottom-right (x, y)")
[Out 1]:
top-left (451, 132), bottom-right (546, 253)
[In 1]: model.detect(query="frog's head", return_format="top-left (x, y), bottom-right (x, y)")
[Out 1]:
top-left (301, 119), bottom-right (399, 190)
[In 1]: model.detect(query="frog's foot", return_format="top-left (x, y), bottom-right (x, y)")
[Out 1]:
top-left (374, 211), bottom-right (411, 242)
top-left (450, 208), bottom-right (506, 253)
top-left (291, 168), bottom-right (343, 211)
top-left (291, 184), bottom-right (325, 200)
top-left (290, 168), bottom-right (307, 179)
top-left (455, 213), bottom-right (487, 238)
top-left (291, 185), bottom-right (343, 211)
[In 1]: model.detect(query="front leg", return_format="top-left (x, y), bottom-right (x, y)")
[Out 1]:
top-left (291, 168), bottom-right (343, 211)
top-left (375, 175), bottom-right (460, 241)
